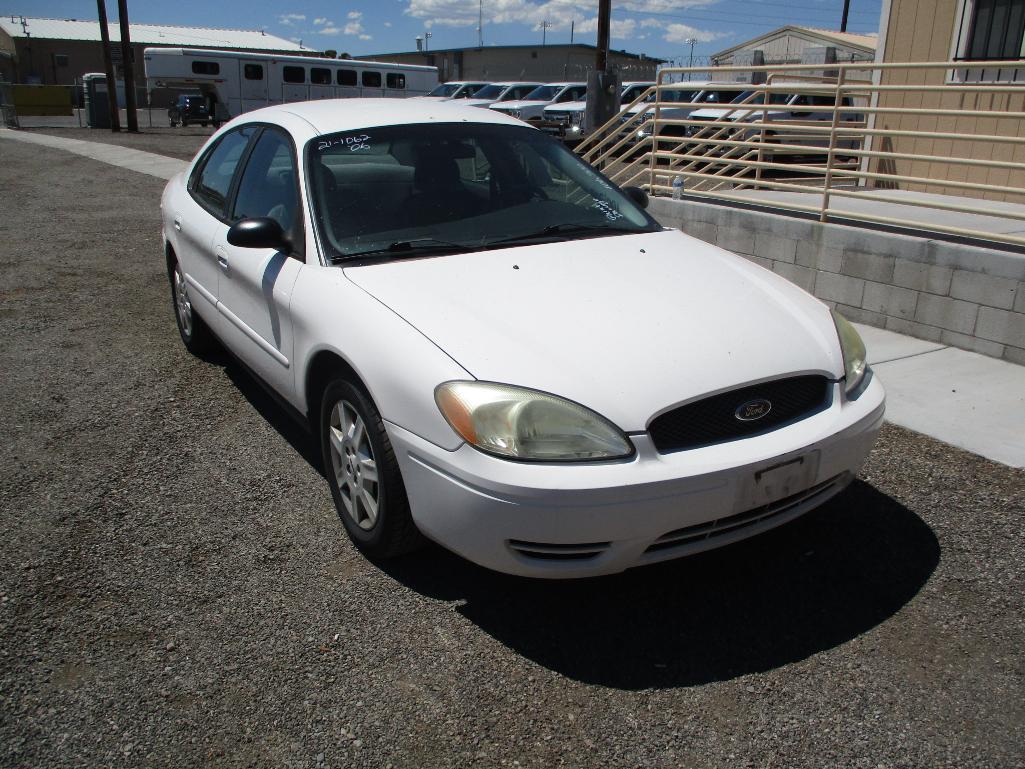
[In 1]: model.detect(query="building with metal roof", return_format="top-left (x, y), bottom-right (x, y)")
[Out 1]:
top-left (711, 25), bottom-right (877, 70)
top-left (0, 15), bottom-right (315, 85)
top-left (357, 43), bottom-right (663, 84)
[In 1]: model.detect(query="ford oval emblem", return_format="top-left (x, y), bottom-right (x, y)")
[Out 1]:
top-left (735, 398), bottom-right (772, 422)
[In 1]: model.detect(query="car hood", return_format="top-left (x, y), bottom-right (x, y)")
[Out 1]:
top-left (492, 100), bottom-right (549, 110)
top-left (343, 229), bottom-right (842, 432)
top-left (545, 101), bottom-right (585, 113)
top-left (460, 98), bottom-right (498, 108)
top-left (691, 107), bottom-right (785, 121)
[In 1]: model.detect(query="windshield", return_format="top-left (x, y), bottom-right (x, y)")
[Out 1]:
top-left (472, 84), bottom-right (507, 100)
top-left (523, 85), bottom-right (561, 101)
top-left (428, 83), bottom-right (463, 97)
top-left (308, 123), bottom-right (659, 260)
top-left (731, 91), bottom-right (794, 105)
top-left (621, 84), bottom-right (653, 103)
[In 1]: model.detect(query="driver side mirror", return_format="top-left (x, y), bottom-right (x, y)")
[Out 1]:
top-left (227, 217), bottom-right (290, 252)
top-left (623, 186), bottom-right (649, 209)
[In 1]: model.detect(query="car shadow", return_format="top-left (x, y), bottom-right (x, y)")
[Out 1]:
top-left (378, 480), bottom-right (939, 689)
top-left (211, 356), bottom-right (939, 689)
top-left (211, 350), bottom-right (327, 477)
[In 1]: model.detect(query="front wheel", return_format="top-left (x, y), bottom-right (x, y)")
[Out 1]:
top-left (320, 379), bottom-right (423, 559)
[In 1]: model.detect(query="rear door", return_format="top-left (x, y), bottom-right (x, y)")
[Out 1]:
top-left (174, 125), bottom-right (259, 328)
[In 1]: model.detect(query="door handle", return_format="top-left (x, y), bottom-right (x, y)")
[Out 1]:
top-left (217, 255), bottom-right (229, 272)
top-left (173, 216), bottom-right (182, 231)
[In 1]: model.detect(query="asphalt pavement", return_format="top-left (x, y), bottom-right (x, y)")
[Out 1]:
top-left (1, 133), bottom-right (1023, 769)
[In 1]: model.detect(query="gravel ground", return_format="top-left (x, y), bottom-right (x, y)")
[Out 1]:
top-left (1, 137), bottom-right (1024, 769)
top-left (26, 126), bottom-right (213, 161)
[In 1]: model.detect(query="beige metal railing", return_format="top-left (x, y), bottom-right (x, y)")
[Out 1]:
top-left (574, 60), bottom-right (1025, 248)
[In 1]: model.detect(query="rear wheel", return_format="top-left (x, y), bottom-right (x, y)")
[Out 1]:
top-left (320, 378), bottom-right (423, 559)
top-left (168, 256), bottom-right (214, 354)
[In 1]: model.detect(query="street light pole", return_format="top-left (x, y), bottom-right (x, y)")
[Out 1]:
top-left (424, 31), bottom-right (432, 51)
top-left (542, 20), bottom-right (551, 46)
top-left (95, 0), bottom-right (120, 131)
top-left (840, 0), bottom-right (851, 32)
top-left (686, 37), bottom-right (695, 81)
top-left (115, 0), bottom-right (138, 131)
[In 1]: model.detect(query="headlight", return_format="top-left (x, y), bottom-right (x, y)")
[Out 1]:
top-left (831, 310), bottom-right (867, 394)
top-left (435, 381), bottom-right (633, 461)
top-left (509, 109), bottom-right (521, 119)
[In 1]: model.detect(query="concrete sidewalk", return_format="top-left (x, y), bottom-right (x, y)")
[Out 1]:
top-left (3, 127), bottom-right (1023, 467)
top-left (0, 128), bottom-right (187, 180)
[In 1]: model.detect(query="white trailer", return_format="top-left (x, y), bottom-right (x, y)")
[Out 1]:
top-left (143, 47), bottom-right (438, 123)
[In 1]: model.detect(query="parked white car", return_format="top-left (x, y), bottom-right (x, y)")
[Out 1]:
top-left (460, 81), bottom-right (543, 108)
top-left (415, 80), bottom-right (489, 101)
top-left (541, 81), bottom-right (654, 140)
top-left (489, 82), bottom-right (587, 122)
top-left (621, 82), bottom-right (744, 143)
top-left (686, 85), bottom-right (862, 156)
top-left (162, 99), bottom-right (884, 578)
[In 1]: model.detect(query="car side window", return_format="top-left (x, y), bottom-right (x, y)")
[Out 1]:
top-left (231, 128), bottom-right (303, 255)
top-left (189, 127), bottom-right (257, 218)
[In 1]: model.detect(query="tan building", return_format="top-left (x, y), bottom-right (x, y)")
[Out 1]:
top-left (0, 16), bottom-right (315, 86)
top-left (357, 44), bottom-right (662, 83)
top-left (873, 0), bottom-right (1025, 201)
top-left (712, 25), bottom-right (877, 73)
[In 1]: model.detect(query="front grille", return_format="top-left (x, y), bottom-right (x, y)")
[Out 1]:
top-left (546, 111), bottom-right (571, 123)
top-left (508, 539), bottom-right (611, 561)
top-left (645, 475), bottom-right (843, 554)
top-left (648, 375), bottom-right (831, 453)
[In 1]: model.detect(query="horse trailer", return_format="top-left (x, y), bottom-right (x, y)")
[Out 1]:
top-left (144, 47), bottom-right (438, 123)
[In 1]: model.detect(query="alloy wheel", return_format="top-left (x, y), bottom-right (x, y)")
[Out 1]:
top-left (328, 399), bottom-right (380, 530)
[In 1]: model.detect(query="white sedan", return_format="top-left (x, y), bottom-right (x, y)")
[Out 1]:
top-left (161, 98), bottom-right (885, 578)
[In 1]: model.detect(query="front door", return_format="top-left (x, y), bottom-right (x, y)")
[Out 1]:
top-left (214, 126), bottom-right (304, 396)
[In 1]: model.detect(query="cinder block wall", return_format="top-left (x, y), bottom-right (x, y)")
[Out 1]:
top-left (649, 197), bottom-right (1025, 366)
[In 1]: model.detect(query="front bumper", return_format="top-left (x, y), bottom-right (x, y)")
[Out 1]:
top-left (388, 376), bottom-right (885, 578)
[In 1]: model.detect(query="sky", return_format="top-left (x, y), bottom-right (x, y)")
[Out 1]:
top-left (13, 0), bottom-right (883, 61)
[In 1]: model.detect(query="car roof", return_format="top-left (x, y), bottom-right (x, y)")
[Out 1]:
top-left (230, 97), bottom-right (528, 136)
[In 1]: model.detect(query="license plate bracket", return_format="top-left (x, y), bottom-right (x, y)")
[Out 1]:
top-left (736, 451), bottom-right (820, 513)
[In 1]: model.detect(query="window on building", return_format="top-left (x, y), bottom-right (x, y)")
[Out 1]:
top-left (192, 61), bottom-right (220, 75)
top-left (960, 0), bottom-right (1025, 60)
top-left (54, 54), bottom-right (69, 67)
top-left (337, 69), bottom-right (357, 86)
top-left (386, 72), bottom-right (406, 89)
top-left (283, 66), bottom-right (306, 83)
top-left (362, 70), bottom-right (382, 87)
top-left (244, 63), bottom-right (264, 80)
top-left (311, 67), bottom-right (332, 85)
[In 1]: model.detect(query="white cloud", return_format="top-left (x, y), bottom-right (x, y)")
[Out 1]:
top-left (347, 10), bottom-right (363, 19)
top-left (663, 22), bottom-right (722, 43)
top-left (403, 0), bottom-right (719, 41)
top-left (383, 20), bottom-right (393, 26)
top-left (359, 33), bottom-right (373, 39)
top-left (313, 17), bottom-right (329, 25)
top-left (317, 25), bottom-right (342, 34)
top-left (278, 13), bottom-right (306, 26)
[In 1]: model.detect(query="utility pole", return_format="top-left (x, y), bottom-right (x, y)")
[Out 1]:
top-left (595, 0), bottom-right (610, 73)
top-left (584, 0), bottom-right (619, 142)
top-left (95, 0), bottom-right (120, 131)
top-left (477, 0), bottom-right (483, 47)
top-left (570, 20), bottom-right (574, 44)
top-left (115, 0), bottom-right (138, 131)
top-left (541, 20), bottom-right (551, 46)
top-left (840, 0), bottom-right (851, 32)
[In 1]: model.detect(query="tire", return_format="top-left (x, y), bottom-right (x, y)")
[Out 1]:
top-left (320, 378), bottom-right (423, 559)
top-left (168, 256), bottom-right (214, 355)
top-left (181, 118), bottom-right (189, 128)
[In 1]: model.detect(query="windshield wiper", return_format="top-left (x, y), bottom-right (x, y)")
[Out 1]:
top-left (334, 238), bottom-right (479, 262)
top-left (485, 222), bottom-right (642, 247)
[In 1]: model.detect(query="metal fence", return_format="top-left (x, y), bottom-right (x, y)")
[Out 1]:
top-left (575, 60), bottom-right (1025, 248)
top-left (0, 81), bottom-right (18, 128)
